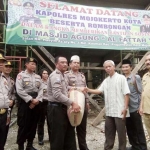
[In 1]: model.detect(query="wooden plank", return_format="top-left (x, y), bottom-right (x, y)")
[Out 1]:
top-left (38, 46), bottom-right (55, 64)
top-left (140, 65), bottom-right (146, 71)
top-left (92, 107), bottom-right (105, 127)
top-left (29, 46), bottom-right (54, 72)
top-left (139, 64), bottom-right (146, 71)
top-left (87, 95), bottom-right (101, 112)
top-left (132, 51), bottom-right (150, 75)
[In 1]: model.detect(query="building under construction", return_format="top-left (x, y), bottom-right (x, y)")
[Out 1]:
top-left (0, 0), bottom-right (150, 90)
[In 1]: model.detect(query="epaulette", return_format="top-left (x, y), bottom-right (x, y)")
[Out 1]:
top-left (10, 77), bottom-right (14, 81)
top-left (2, 75), bottom-right (7, 80)
top-left (56, 70), bottom-right (61, 74)
top-left (35, 74), bottom-right (40, 78)
top-left (80, 72), bottom-right (84, 75)
top-left (64, 71), bottom-right (70, 74)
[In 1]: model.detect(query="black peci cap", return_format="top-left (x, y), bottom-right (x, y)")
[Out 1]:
top-left (122, 59), bottom-right (132, 65)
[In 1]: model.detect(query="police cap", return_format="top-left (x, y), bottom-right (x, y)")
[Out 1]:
top-left (25, 57), bottom-right (37, 64)
top-left (143, 14), bottom-right (150, 18)
top-left (23, 2), bottom-right (34, 8)
top-left (4, 61), bottom-right (13, 67)
top-left (0, 53), bottom-right (6, 61)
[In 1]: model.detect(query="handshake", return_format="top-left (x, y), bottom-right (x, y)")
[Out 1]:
top-left (70, 87), bottom-right (89, 93)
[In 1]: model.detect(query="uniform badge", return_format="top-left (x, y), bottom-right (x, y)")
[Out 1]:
top-left (4, 81), bottom-right (7, 85)
top-left (17, 74), bottom-right (22, 80)
top-left (129, 82), bottom-right (134, 85)
top-left (30, 58), bottom-right (34, 61)
top-left (8, 62), bottom-right (11, 65)
top-left (36, 82), bottom-right (40, 87)
top-left (43, 89), bottom-right (47, 93)
top-left (56, 77), bottom-right (61, 83)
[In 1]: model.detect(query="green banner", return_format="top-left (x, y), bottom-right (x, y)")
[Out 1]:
top-left (6, 0), bottom-right (150, 50)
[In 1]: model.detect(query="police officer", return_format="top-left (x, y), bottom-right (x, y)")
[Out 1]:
top-left (16, 57), bottom-right (43, 150)
top-left (65, 55), bottom-right (89, 150)
top-left (140, 15), bottom-right (150, 32)
top-left (0, 54), bottom-right (10, 150)
top-left (19, 2), bottom-right (41, 24)
top-left (47, 56), bottom-right (80, 150)
top-left (37, 68), bottom-right (49, 145)
top-left (140, 54), bottom-right (150, 141)
top-left (0, 53), bottom-right (6, 72)
top-left (2, 61), bottom-right (16, 145)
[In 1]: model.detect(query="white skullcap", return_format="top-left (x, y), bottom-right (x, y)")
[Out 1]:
top-left (70, 55), bottom-right (80, 62)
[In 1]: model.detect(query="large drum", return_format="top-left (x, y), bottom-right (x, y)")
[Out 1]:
top-left (67, 89), bottom-right (85, 127)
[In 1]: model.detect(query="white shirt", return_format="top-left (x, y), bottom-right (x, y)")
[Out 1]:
top-left (98, 72), bottom-right (130, 118)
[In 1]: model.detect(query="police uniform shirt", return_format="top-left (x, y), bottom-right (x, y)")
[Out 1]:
top-left (19, 16), bottom-right (41, 24)
top-left (2, 73), bottom-right (16, 101)
top-left (16, 70), bottom-right (43, 103)
top-left (140, 25), bottom-right (150, 32)
top-left (65, 70), bottom-right (89, 102)
top-left (0, 75), bottom-right (9, 109)
top-left (19, 2), bottom-right (41, 24)
top-left (42, 80), bottom-right (48, 100)
top-left (47, 69), bottom-right (73, 106)
top-left (142, 72), bottom-right (150, 114)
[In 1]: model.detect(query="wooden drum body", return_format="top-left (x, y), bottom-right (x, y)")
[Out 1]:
top-left (67, 89), bottom-right (85, 127)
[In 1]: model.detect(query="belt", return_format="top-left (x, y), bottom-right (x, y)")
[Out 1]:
top-left (27, 92), bottom-right (38, 98)
top-left (0, 108), bottom-right (7, 115)
top-left (43, 99), bottom-right (48, 101)
top-left (48, 102), bottom-right (67, 109)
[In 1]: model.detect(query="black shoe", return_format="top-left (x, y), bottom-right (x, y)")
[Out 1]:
top-left (38, 140), bottom-right (44, 145)
top-left (26, 141), bottom-right (37, 150)
top-left (18, 144), bottom-right (24, 150)
top-left (126, 147), bottom-right (132, 150)
top-left (26, 146), bottom-right (37, 150)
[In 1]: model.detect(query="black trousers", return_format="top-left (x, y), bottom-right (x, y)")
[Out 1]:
top-left (47, 103), bottom-right (77, 150)
top-left (17, 100), bottom-right (40, 145)
top-left (104, 116), bottom-right (126, 150)
top-left (76, 108), bottom-right (88, 150)
top-left (126, 111), bottom-right (147, 150)
top-left (37, 100), bottom-right (48, 140)
top-left (0, 111), bottom-right (7, 150)
top-left (4, 107), bottom-right (13, 145)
